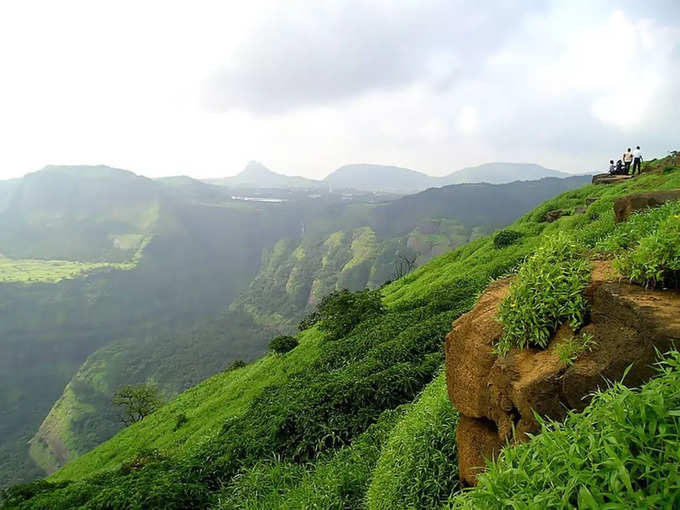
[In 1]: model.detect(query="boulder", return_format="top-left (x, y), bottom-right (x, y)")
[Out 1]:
top-left (574, 206), bottom-right (586, 215)
top-left (446, 261), bottom-right (680, 486)
top-left (592, 174), bottom-right (632, 185)
top-left (585, 197), bottom-right (598, 206)
top-left (613, 189), bottom-right (680, 223)
top-left (544, 209), bottom-right (565, 223)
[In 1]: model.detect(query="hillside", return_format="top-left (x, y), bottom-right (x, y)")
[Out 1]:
top-left (0, 165), bottom-right (306, 487)
top-left (441, 162), bottom-right (572, 184)
top-left (324, 162), bottom-right (578, 193)
top-left (5, 155), bottom-right (677, 508)
top-left (235, 176), bottom-right (590, 331)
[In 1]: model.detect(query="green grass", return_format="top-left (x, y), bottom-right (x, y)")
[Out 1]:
top-left (449, 350), bottom-right (680, 509)
top-left (555, 332), bottom-right (597, 366)
top-left (4, 157), bottom-right (680, 509)
top-left (0, 235), bottom-right (150, 284)
top-left (51, 328), bottom-right (323, 481)
top-left (366, 371), bottom-right (459, 510)
top-left (495, 232), bottom-right (591, 355)
top-left (615, 208), bottom-right (680, 289)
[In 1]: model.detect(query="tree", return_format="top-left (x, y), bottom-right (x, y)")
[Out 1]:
top-left (269, 335), bottom-right (299, 354)
top-left (298, 288), bottom-right (385, 340)
top-left (113, 383), bottom-right (165, 426)
top-left (392, 254), bottom-right (416, 280)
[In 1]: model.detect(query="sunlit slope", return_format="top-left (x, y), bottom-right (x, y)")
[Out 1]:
top-left (4, 156), bottom-right (678, 508)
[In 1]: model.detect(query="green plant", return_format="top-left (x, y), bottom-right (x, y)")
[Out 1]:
top-left (268, 335), bottom-right (299, 354)
top-left (614, 212), bottom-right (680, 289)
top-left (174, 413), bottom-right (188, 431)
top-left (112, 383), bottom-right (165, 426)
top-left (493, 229), bottom-right (523, 249)
top-left (555, 332), bottom-right (596, 366)
top-left (496, 232), bottom-right (590, 355)
top-left (366, 371), bottom-right (459, 509)
top-left (299, 288), bottom-right (386, 340)
top-left (449, 350), bottom-right (680, 509)
top-left (225, 359), bottom-right (247, 371)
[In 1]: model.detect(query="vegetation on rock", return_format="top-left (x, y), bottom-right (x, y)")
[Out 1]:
top-left (495, 232), bottom-right (591, 355)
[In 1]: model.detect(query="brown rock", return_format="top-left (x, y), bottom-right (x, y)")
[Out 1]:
top-left (574, 206), bottom-right (586, 215)
top-left (592, 173), bottom-right (633, 185)
top-left (456, 416), bottom-right (504, 486)
top-left (544, 209), bottom-right (565, 222)
top-left (446, 261), bottom-right (680, 484)
top-left (585, 197), bottom-right (598, 206)
top-left (445, 277), bottom-right (511, 418)
top-left (613, 189), bottom-right (680, 223)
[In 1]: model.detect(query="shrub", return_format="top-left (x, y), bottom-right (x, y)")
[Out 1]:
top-left (269, 335), bottom-right (299, 354)
top-left (174, 413), bottom-right (189, 431)
top-left (555, 332), bottom-right (596, 366)
top-left (615, 212), bottom-right (680, 289)
top-left (493, 229), bottom-right (523, 249)
top-left (367, 371), bottom-right (459, 510)
top-left (496, 232), bottom-right (590, 355)
top-left (225, 359), bottom-right (247, 371)
top-left (299, 288), bottom-right (386, 340)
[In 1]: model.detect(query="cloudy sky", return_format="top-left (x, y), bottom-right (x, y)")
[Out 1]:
top-left (0, 0), bottom-right (678, 180)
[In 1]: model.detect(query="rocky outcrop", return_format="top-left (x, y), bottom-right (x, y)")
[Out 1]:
top-left (445, 262), bottom-right (680, 486)
top-left (592, 174), bottom-right (632, 185)
top-left (544, 209), bottom-right (566, 222)
top-left (613, 189), bottom-right (680, 223)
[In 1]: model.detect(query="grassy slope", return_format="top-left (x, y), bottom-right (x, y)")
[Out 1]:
top-left (4, 157), bottom-right (679, 508)
top-left (52, 328), bottom-right (323, 480)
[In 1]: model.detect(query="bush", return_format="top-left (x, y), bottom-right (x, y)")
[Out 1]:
top-left (225, 359), bottom-right (247, 371)
top-left (615, 212), bottom-right (680, 289)
top-left (555, 332), bottom-right (596, 366)
top-left (174, 413), bottom-right (189, 431)
top-left (299, 288), bottom-right (386, 340)
top-left (493, 229), bottom-right (523, 249)
top-left (367, 371), bottom-right (459, 510)
top-left (496, 232), bottom-right (590, 355)
top-left (269, 335), bottom-right (299, 354)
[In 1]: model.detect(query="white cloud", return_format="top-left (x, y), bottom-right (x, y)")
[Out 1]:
top-left (0, 1), bottom-right (677, 180)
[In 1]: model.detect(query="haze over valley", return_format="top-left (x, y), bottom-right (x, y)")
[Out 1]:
top-left (1, 1), bottom-right (679, 508)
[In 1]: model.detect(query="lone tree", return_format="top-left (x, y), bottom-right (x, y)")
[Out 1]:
top-left (269, 335), bottom-right (299, 354)
top-left (113, 383), bottom-right (165, 426)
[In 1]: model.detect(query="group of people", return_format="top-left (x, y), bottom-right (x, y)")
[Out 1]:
top-left (609, 146), bottom-right (643, 176)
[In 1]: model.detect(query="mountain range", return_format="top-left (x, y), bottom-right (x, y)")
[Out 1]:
top-left (206, 161), bottom-right (580, 193)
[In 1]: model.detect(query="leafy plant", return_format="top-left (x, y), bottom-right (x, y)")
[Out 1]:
top-left (225, 359), bottom-right (247, 371)
top-left (555, 332), bottom-right (596, 366)
top-left (450, 350), bottom-right (680, 509)
top-left (614, 212), bottom-right (680, 289)
top-left (174, 413), bottom-right (189, 431)
top-left (268, 335), bottom-right (299, 354)
top-left (496, 232), bottom-right (590, 355)
top-left (493, 229), bottom-right (523, 249)
top-left (299, 288), bottom-right (386, 340)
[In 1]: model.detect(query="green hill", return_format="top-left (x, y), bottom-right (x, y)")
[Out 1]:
top-left (0, 166), bottom-right (306, 487)
top-left (235, 176), bottom-right (591, 332)
top-left (4, 156), bottom-right (677, 508)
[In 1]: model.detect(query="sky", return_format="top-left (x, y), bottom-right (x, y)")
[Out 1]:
top-left (0, 0), bottom-right (678, 180)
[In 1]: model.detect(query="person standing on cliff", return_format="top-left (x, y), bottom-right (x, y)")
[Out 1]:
top-left (632, 146), bottom-right (642, 175)
top-left (623, 148), bottom-right (634, 174)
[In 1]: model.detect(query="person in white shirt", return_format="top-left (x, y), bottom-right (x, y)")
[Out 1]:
top-left (632, 146), bottom-right (642, 175)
